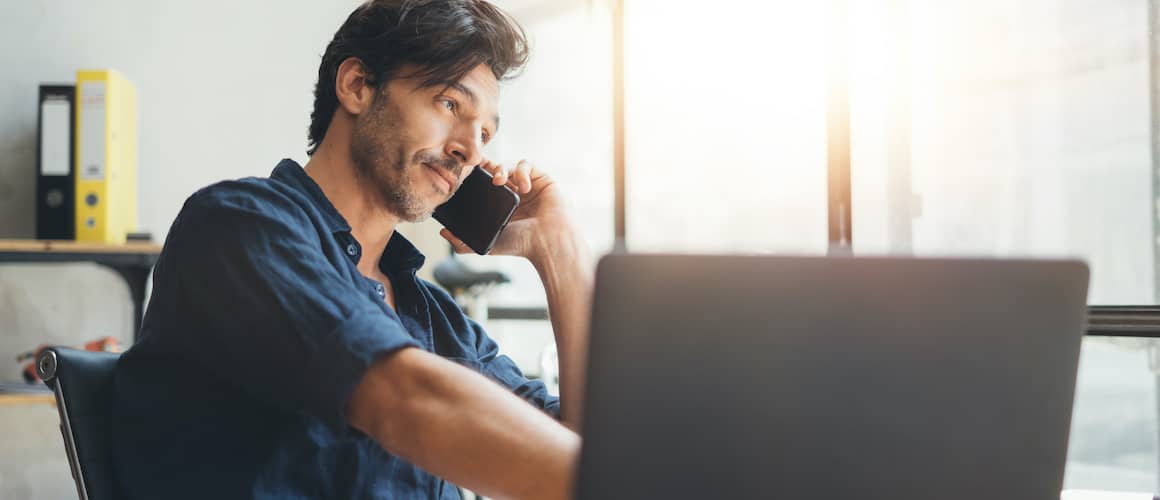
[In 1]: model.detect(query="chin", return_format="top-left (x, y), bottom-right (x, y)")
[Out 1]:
top-left (406, 211), bottom-right (434, 223)
top-left (380, 185), bottom-right (440, 223)
top-left (396, 204), bottom-right (437, 223)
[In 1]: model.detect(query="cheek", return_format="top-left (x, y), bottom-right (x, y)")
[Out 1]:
top-left (409, 109), bottom-right (459, 149)
top-left (354, 118), bottom-right (389, 158)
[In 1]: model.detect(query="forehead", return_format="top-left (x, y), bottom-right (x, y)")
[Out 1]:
top-left (458, 63), bottom-right (500, 101)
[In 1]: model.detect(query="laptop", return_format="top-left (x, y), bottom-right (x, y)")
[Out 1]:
top-left (576, 255), bottom-right (1090, 500)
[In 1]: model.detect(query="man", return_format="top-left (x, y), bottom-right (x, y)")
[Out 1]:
top-left (111, 1), bottom-right (590, 498)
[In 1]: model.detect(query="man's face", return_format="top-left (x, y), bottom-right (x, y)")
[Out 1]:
top-left (349, 63), bottom-right (501, 222)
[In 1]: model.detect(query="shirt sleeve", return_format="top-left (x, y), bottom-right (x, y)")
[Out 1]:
top-left (469, 316), bottom-right (562, 420)
top-left (168, 186), bottom-right (420, 435)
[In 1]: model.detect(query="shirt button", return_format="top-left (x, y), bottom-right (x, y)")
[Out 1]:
top-left (374, 283), bottom-right (385, 298)
top-left (346, 243), bottom-right (358, 257)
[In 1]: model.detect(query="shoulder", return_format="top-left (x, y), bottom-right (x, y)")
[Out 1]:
top-left (186, 176), bottom-right (307, 219)
top-left (172, 176), bottom-right (320, 244)
top-left (181, 173), bottom-right (321, 226)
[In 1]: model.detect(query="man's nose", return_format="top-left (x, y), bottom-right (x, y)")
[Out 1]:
top-left (446, 126), bottom-right (484, 168)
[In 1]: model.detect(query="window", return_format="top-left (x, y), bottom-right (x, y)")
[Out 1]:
top-left (1069, 337), bottom-right (1159, 492)
top-left (850, 0), bottom-right (1152, 304)
top-left (623, 0), bottom-right (830, 254)
top-left (462, 2), bottom-right (1160, 490)
top-left (848, 0), bottom-right (1157, 491)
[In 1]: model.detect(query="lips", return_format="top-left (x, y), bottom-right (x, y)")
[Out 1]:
top-left (424, 163), bottom-right (455, 193)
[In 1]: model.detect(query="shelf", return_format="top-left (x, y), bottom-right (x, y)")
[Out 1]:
top-left (0, 393), bottom-right (55, 406)
top-left (0, 239), bottom-right (161, 254)
top-left (0, 239), bottom-right (161, 341)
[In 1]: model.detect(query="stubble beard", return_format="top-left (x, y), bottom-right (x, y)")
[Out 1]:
top-left (350, 93), bottom-right (433, 223)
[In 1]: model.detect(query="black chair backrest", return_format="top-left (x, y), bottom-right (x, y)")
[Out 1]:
top-left (37, 347), bottom-right (122, 500)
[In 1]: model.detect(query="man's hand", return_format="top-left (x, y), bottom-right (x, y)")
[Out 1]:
top-left (438, 158), bottom-right (593, 429)
top-left (439, 159), bottom-right (571, 265)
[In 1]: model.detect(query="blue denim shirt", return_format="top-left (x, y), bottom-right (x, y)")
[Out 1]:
top-left (112, 159), bottom-right (559, 499)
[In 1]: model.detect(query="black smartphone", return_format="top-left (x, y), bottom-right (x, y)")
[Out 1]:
top-left (432, 167), bottom-right (520, 255)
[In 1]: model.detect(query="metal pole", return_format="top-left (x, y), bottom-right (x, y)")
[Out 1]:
top-left (612, 0), bottom-right (627, 252)
top-left (827, 0), bottom-right (853, 256)
top-left (1148, 0), bottom-right (1160, 487)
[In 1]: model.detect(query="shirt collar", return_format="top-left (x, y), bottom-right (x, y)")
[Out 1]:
top-left (270, 159), bottom-right (427, 274)
top-left (383, 232), bottom-right (427, 274)
top-left (270, 159), bottom-right (350, 234)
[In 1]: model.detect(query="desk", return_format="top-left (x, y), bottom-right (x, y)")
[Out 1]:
top-left (0, 240), bottom-right (161, 342)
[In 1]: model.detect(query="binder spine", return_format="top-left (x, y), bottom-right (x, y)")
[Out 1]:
top-left (36, 85), bottom-right (76, 240)
top-left (75, 69), bottom-right (137, 244)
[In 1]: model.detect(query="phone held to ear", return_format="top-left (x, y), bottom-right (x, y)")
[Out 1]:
top-left (432, 167), bottom-right (520, 255)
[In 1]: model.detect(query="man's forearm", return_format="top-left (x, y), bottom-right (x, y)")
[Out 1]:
top-left (348, 348), bottom-right (580, 500)
top-left (531, 225), bottom-right (595, 431)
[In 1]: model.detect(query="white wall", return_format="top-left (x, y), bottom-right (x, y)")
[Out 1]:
top-left (0, 0), bottom-right (367, 240)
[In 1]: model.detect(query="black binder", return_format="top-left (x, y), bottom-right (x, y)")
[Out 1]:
top-left (37, 84), bottom-right (76, 240)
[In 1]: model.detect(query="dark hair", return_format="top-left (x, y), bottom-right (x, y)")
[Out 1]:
top-left (307, 0), bottom-right (529, 155)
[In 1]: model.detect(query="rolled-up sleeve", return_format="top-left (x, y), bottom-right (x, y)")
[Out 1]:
top-left (472, 319), bottom-right (562, 420)
top-left (169, 188), bottom-right (419, 434)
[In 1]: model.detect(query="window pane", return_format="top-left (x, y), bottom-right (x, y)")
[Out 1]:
top-left (849, 0), bottom-right (1156, 492)
top-left (850, 0), bottom-right (1153, 305)
top-left (1069, 337), bottom-right (1159, 493)
top-left (624, 0), bottom-right (829, 254)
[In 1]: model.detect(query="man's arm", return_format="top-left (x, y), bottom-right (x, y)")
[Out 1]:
top-left (530, 224), bottom-right (595, 430)
top-left (464, 159), bottom-right (596, 429)
top-left (347, 348), bottom-right (579, 500)
top-left (438, 160), bottom-right (595, 426)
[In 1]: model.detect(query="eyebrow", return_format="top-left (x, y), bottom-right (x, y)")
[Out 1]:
top-left (443, 81), bottom-right (500, 132)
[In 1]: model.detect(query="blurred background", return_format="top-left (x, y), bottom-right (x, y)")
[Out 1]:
top-left (0, 0), bottom-right (1158, 497)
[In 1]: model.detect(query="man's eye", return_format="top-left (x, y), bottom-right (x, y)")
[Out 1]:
top-left (442, 99), bottom-right (456, 112)
top-left (481, 131), bottom-right (490, 143)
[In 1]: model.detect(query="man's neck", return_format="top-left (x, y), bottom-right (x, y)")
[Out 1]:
top-left (303, 141), bottom-right (400, 276)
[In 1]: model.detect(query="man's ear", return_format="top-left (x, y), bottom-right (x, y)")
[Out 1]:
top-left (335, 57), bottom-right (377, 116)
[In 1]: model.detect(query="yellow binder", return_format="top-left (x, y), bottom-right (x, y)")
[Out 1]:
top-left (75, 69), bottom-right (137, 243)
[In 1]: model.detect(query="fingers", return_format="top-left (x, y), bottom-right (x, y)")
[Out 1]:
top-left (512, 160), bottom-right (533, 193)
top-left (440, 228), bottom-right (473, 254)
top-left (478, 159), bottom-right (534, 194)
top-left (480, 161), bottom-right (507, 186)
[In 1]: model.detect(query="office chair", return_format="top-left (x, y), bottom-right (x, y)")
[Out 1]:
top-left (37, 346), bottom-right (122, 500)
top-left (433, 251), bottom-right (510, 321)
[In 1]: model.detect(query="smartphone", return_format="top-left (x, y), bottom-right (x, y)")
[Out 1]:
top-left (432, 167), bottom-right (520, 255)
